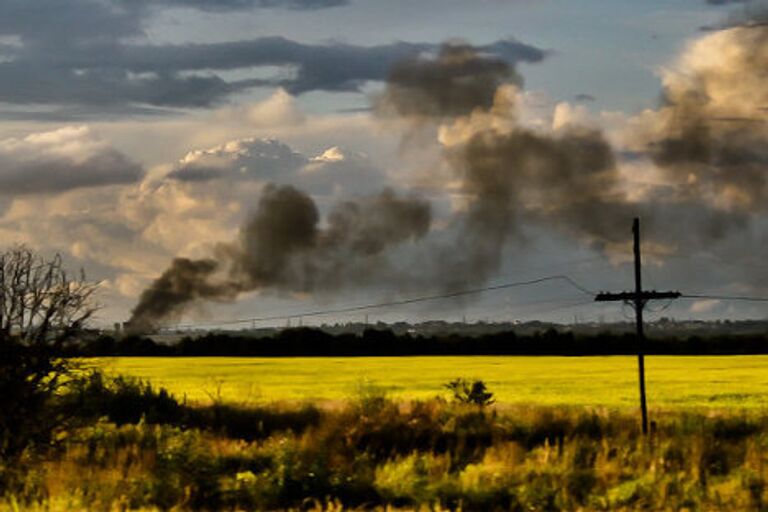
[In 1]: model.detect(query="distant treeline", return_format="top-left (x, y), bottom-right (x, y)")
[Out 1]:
top-left (66, 327), bottom-right (768, 357)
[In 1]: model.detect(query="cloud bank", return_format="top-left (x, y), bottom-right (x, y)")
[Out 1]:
top-left (0, 126), bottom-right (143, 195)
top-left (0, 0), bottom-right (548, 119)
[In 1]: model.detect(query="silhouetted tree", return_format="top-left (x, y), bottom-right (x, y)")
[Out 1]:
top-left (0, 246), bottom-right (98, 485)
top-left (444, 378), bottom-right (495, 406)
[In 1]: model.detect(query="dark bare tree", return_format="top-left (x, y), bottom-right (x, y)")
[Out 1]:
top-left (0, 246), bottom-right (99, 483)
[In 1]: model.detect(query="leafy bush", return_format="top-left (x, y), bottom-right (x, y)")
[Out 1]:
top-left (374, 453), bottom-right (452, 505)
top-left (62, 370), bottom-right (322, 441)
top-left (62, 371), bottom-right (183, 425)
top-left (444, 378), bottom-right (495, 406)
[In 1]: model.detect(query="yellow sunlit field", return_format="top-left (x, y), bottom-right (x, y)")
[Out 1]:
top-left (89, 355), bottom-right (768, 409)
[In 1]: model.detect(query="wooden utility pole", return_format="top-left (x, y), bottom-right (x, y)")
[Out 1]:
top-left (595, 218), bottom-right (680, 434)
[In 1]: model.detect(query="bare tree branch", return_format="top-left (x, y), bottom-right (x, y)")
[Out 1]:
top-left (0, 246), bottom-right (99, 347)
top-left (0, 245), bottom-right (101, 473)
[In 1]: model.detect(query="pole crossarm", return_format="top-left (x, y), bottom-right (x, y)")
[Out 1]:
top-left (593, 218), bottom-right (682, 436)
top-left (594, 291), bottom-right (681, 302)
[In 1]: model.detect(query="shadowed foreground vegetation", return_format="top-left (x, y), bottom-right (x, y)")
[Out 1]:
top-left (3, 373), bottom-right (768, 511)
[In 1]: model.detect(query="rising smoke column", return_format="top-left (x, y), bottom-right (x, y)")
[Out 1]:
top-left (646, 25), bottom-right (768, 212)
top-left (225, 184), bottom-right (320, 290)
top-left (129, 184), bottom-right (431, 330)
top-left (227, 184), bottom-right (432, 291)
top-left (378, 43), bottom-right (636, 283)
top-left (607, 21), bottom-right (768, 261)
top-left (129, 257), bottom-right (236, 332)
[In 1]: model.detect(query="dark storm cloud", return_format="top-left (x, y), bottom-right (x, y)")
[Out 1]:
top-left (706, 0), bottom-right (748, 4)
top-left (0, 148), bottom-right (143, 195)
top-left (145, 0), bottom-right (348, 11)
top-left (0, 1), bottom-right (143, 45)
top-left (701, 0), bottom-right (768, 29)
top-left (129, 184), bottom-right (431, 330)
top-left (0, 105), bottom-right (179, 122)
top-left (0, 35), bottom-right (547, 114)
top-left (111, 37), bottom-right (543, 95)
top-left (0, 0), bottom-right (345, 45)
top-left (0, 0), bottom-right (545, 119)
top-left (0, 62), bottom-right (240, 108)
top-left (0, 0), bottom-right (547, 118)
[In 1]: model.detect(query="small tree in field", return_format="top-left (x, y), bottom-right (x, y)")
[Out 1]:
top-left (444, 378), bottom-right (495, 407)
top-left (0, 246), bottom-right (98, 482)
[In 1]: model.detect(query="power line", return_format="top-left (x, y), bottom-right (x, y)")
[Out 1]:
top-left (645, 298), bottom-right (675, 315)
top-left (170, 274), bottom-right (595, 330)
top-left (518, 298), bottom-right (596, 316)
top-left (680, 293), bottom-right (768, 303)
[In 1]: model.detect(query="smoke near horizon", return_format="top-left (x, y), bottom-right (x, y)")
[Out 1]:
top-left (129, 25), bottom-right (768, 329)
top-left (129, 185), bottom-right (431, 331)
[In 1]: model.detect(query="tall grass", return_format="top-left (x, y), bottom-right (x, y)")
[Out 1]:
top-left (3, 374), bottom-right (768, 510)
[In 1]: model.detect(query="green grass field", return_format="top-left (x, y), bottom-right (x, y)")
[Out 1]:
top-left (89, 355), bottom-right (768, 409)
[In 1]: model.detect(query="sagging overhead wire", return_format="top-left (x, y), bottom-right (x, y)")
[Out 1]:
top-left (170, 274), bottom-right (596, 329)
top-left (680, 293), bottom-right (768, 303)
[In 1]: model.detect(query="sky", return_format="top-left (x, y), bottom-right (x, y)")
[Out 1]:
top-left (0, 0), bottom-right (767, 329)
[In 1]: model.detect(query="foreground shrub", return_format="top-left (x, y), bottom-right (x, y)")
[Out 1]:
top-left (61, 370), bottom-right (322, 441)
top-left (62, 371), bottom-right (183, 425)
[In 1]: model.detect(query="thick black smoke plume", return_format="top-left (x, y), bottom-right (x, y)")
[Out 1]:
top-left (129, 258), bottom-right (235, 332)
top-left (129, 185), bottom-right (430, 331)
